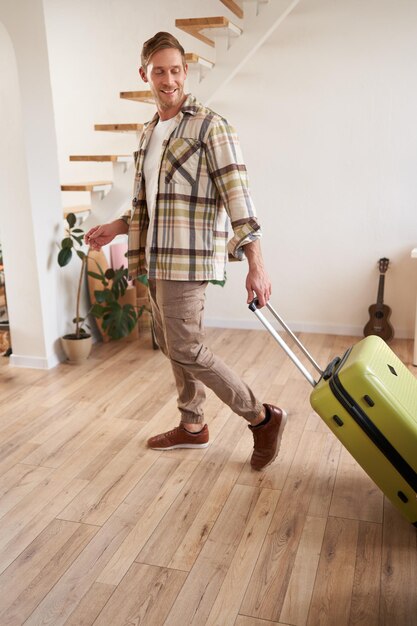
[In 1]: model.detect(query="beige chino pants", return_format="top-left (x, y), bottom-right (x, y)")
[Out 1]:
top-left (148, 280), bottom-right (263, 425)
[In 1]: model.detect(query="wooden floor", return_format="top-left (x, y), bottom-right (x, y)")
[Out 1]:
top-left (0, 327), bottom-right (416, 626)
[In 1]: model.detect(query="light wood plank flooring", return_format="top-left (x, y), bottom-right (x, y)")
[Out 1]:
top-left (0, 328), bottom-right (416, 625)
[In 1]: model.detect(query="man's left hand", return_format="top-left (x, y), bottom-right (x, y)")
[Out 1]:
top-left (246, 267), bottom-right (271, 308)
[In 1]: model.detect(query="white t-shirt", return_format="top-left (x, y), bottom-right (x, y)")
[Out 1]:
top-left (143, 118), bottom-right (176, 263)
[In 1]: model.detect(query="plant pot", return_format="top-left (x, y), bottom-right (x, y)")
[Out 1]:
top-left (61, 334), bottom-right (92, 364)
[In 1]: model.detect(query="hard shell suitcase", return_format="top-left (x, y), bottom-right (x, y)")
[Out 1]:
top-left (249, 300), bottom-right (417, 526)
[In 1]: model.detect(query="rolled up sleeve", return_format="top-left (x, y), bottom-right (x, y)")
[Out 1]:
top-left (205, 119), bottom-right (262, 260)
top-left (119, 211), bottom-right (131, 227)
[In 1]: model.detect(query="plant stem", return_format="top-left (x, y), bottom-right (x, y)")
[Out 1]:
top-left (75, 255), bottom-right (87, 338)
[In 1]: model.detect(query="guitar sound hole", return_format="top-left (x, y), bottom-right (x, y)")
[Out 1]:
top-left (375, 311), bottom-right (384, 319)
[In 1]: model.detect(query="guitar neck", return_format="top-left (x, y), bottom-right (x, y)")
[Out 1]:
top-left (376, 274), bottom-right (385, 307)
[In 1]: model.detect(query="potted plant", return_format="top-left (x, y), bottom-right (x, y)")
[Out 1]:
top-left (57, 213), bottom-right (141, 363)
top-left (57, 213), bottom-right (93, 363)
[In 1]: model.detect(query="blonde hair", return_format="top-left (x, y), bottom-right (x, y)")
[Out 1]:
top-left (141, 32), bottom-right (186, 70)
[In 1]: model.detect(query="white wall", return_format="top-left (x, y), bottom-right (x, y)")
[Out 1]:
top-left (204, 0), bottom-right (417, 337)
top-left (0, 0), bottom-right (64, 368)
top-left (43, 0), bottom-right (417, 339)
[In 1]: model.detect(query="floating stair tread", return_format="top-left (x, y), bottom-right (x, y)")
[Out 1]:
top-left (219, 0), bottom-right (269, 18)
top-left (185, 52), bottom-right (215, 68)
top-left (175, 17), bottom-right (242, 48)
top-left (61, 181), bottom-right (112, 192)
top-left (220, 0), bottom-right (244, 19)
top-left (69, 155), bottom-right (133, 163)
top-left (94, 123), bottom-right (143, 132)
top-left (120, 91), bottom-right (154, 104)
top-left (63, 205), bottom-right (91, 217)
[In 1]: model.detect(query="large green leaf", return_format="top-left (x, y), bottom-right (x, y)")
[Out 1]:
top-left (100, 302), bottom-right (138, 340)
top-left (87, 270), bottom-right (106, 282)
top-left (104, 268), bottom-right (115, 280)
top-left (94, 288), bottom-right (114, 304)
top-left (90, 303), bottom-right (106, 317)
top-left (66, 213), bottom-right (76, 228)
top-left (111, 267), bottom-right (129, 298)
top-left (61, 237), bottom-right (73, 249)
top-left (58, 247), bottom-right (72, 267)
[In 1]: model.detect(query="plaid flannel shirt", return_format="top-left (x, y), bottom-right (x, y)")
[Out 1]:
top-left (122, 94), bottom-right (261, 282)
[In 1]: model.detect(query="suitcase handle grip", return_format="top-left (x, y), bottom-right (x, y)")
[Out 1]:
top-left (249, 298), bottom-right (323, 387)
top-left (322, 357), bottom-right (341, 380)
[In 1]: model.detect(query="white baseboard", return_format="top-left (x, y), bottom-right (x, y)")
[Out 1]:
top-left (9, 353), bottom-right (61, 369)
top-left (204, 317), bottom-right (413, 340)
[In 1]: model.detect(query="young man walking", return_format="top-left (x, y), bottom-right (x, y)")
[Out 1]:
top-left (85, 32), bottom-right (286, 470)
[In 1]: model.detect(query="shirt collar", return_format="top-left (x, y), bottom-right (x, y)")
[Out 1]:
top-left (180, 94), bottom-right (199, 115)
top-left (145, 93), bottom-right (198, 131)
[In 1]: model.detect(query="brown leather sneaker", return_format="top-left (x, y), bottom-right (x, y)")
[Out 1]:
top-left (249, 404), bottom-right (287, 471)
top-left (147, 424), bottom-right (209, 450)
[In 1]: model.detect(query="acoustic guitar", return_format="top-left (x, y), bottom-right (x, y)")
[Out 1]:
top-left (363, 257), bottom-right (394, 342)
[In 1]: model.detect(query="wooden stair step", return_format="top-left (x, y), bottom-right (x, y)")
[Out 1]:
top-left (175, 17), bottom-right (242, 48)
top-left (186, 52), bottom-right (215, 69)
top-left (187, 52), bottom-right (215, 65)
top-left (63, 205), bottom-right (91, 218)
top-left (69, 155), bottom-right (133, 163)
top-left (94, 123), bottom-right (143, 133)
top-left (185, 53), bottom-right (214, 81)
top-left (219, 0), bottom-right (269, 19)
top-left (61, 181), bottom-right (112, 192)
top-left (220, 0), bottom-right (244, 19)
top-left (119, 91), bottom-right (154, 104)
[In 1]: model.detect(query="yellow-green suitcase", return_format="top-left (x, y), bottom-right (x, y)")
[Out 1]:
top-left (250, 300), bottom-right (417, 525)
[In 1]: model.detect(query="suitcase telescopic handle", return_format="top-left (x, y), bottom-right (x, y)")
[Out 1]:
top-left (249, 299), bottom-right (323, 387)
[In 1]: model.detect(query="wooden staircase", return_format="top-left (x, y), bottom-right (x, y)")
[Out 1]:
top-left (61, 181), bottom-right (112, 193)
top-left (119, 91), bottom-right (154, 104)
top-left (69, 155), bottom-right (133, 163)
top-left (185, 52), bottom-right (215, 73)
top-left (60, 181), bottom-right (112, 218)
top-left (220, 0), bottom-right (244, 19)
top-left (175, 17), bottom-right (242, 48)
top-left (220, 0), bottom-right (269, 19)
top-left (61, 0), bottom-right (300, 221)
top-left (93, 123), bottom-right (143, 133)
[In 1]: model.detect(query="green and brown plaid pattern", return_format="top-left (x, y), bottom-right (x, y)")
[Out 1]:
top-left (123, 95), bottom-right (261, 281)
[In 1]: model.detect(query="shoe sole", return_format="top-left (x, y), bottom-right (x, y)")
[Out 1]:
top-left (149, 442), bottom-right (210, 451)
top-left (251, 409), bottom-right (288, 471)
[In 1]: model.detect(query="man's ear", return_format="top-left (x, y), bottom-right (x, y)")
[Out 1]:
top-left (139, 66), bottom-right (147, 83)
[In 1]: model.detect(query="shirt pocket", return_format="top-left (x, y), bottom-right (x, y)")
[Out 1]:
top-left (164, 138), bottom-right (202, 186)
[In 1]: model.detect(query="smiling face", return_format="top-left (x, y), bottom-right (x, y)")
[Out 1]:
top-left (139, 47), bottom-right (188, 120)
